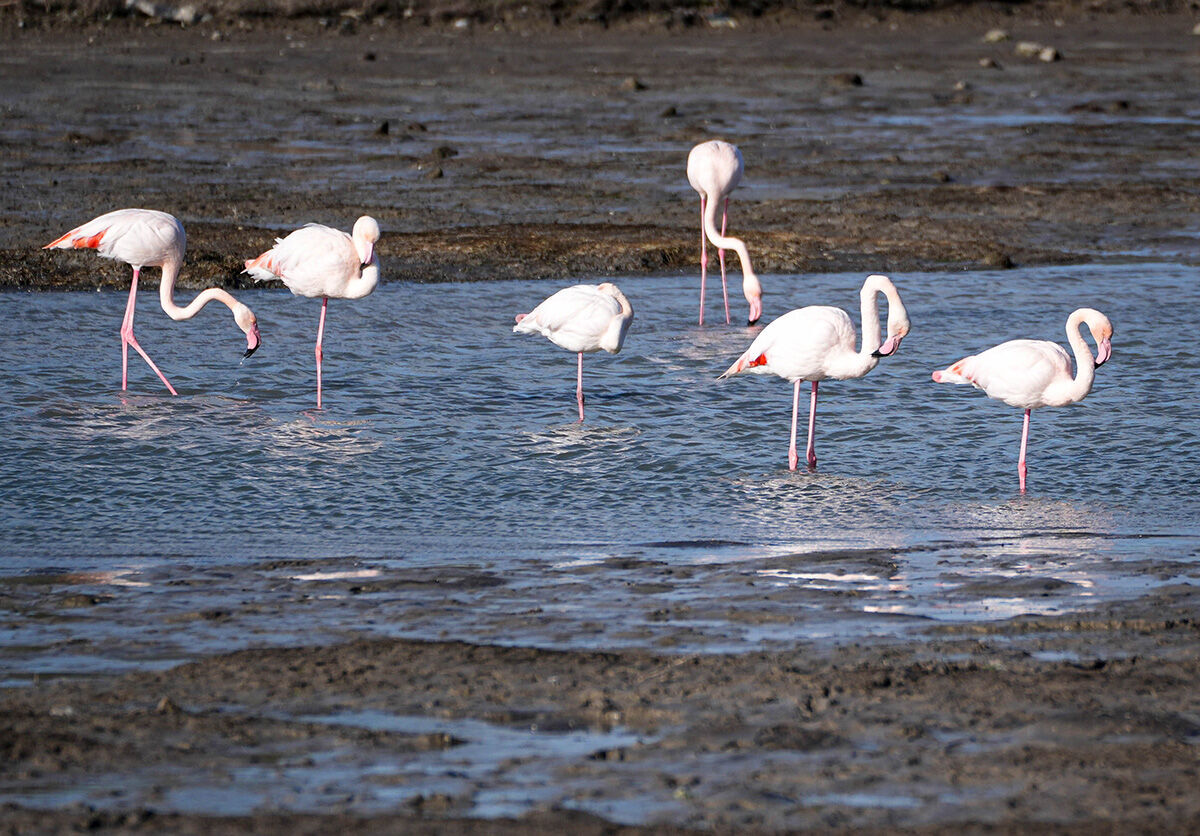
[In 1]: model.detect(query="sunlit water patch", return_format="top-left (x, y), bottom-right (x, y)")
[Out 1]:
top-left (1, 263), bottom-right (1198, 678)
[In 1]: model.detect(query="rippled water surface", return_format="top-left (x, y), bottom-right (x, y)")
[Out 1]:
top-left (2, 263), bottom-right (1199, 677)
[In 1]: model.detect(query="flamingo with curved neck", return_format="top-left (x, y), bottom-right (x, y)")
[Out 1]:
top-left (44, 208), bottom-right (261, 395)
top-left (719, 274), bottom-right (910, 471)
top-left (244, 216), bottom-right (381, 409)
top-left (932, 307), bottom-right (1113, 492)
top-left (687, 140), bottom-right (763, 326)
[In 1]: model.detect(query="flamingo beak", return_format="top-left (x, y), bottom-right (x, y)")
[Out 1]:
top-left (747, 299), bottom-right (762, 327)
top-left (1095, 336), bottom-right (1112, 366)
top-left (361, 242), bottom-right (374, 267)
top-left (244, 323), bottom-right (262, 359)
top-left (873, 334), bottom-right (903, 357)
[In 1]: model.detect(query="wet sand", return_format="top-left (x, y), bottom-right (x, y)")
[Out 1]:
top-left (3, 6), bottom-right (1200, 833)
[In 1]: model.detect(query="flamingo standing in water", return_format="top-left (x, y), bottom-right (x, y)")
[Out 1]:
top-left (687, 140), bottom-right (763, 326)
top-left (513, 283), bottom-right (634, 422)
top-left (719, 274), bottom-right (910, 471)
top-left (931, 308), bottom-right (1113, 492)
top-left (44, 208), bottom-right (261, 395)
top-left (244, 216), bottom-right (381, 409)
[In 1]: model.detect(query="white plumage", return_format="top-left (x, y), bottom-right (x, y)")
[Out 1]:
top-left (513, 282), bottom-right (634, 422)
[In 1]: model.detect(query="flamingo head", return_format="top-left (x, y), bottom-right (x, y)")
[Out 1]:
top-left (744, 274), bottom-right (763, 326)
top-left (873, 318), bottom-right (911, 357)
top-left (235, 303), bottom-right (261, 358)
top-left (1087, 313), bottom-right (1114, 366)
top-left (353, 216), bottom-right (381, 266)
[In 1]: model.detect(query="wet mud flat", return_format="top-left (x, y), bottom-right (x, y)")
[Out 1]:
top-left (1, 9), bottom-right (1199, 289)
top-left (2, 583), bottom-right (1200, 832)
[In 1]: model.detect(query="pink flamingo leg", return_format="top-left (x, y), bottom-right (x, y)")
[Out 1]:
top-left (120, 268), bottom-right (178, 396)
top-left (806, 381), bottom-right (819, 470)
top-left (788, 380), bottom-right (800, 471)
top-left (1018, 408), bottom-right (1031, 492)
top-left (719, 197), bottom-right (731, 325)
top-left (315, 297), bottom-right (328, 409)
top-left (698, 196), bottom-right (708, 326)
top-left (576, 351), bottom-right (585, 423)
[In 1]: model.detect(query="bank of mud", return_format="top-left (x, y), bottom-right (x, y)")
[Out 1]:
top-left (3, 585), bottom-right (1200, 832)
top-left (2, 11), bottom-right (1198, 290)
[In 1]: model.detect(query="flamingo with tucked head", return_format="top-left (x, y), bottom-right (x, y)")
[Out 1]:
top-left (244, 216), bottom-right (381, 409)
top-left (513, 282), bottom-right (634, 422)
top-left (719, 274), bottom-right (910, 471)
top-left (44, 208), bottom-right (261, 395)
top-left (931, 307), bottom-right (1113, 492)
top-left (686, 140), bottom-right (763, 326)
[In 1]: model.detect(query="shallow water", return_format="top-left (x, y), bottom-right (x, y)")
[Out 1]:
top-left (2, 263), bottom-right (1200, 681)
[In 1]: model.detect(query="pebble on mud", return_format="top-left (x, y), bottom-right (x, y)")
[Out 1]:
top-left (981, 250), bottom-right (1015, 269)
top-left (983, 28), bottom-right (1010, 42)
top-left (979, 57), bottom-right (1002, 69)
top-left (620, 76), bottom-right (647, 91)
top-left (827, 72), bottom-right (864, 88)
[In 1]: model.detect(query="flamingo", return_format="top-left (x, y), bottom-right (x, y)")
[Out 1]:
top-left (686, 140), bottom-right (763, 326)
top-left (44, 208), bottom-right (261, 395)
top-left (513, 282), bottom-right (634, 422)
top-left (244, 216), bottom-right (381, 409)
top-left (931, 308), bottom-right (1113, 493)
top-left (718, 274), bottom-right (910, 471)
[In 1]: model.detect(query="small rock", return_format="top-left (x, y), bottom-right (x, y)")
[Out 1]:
top-left (659, 106), bottom-right (679, 118)
top-left (979, 57), bottom-right (1002, 69)
top-left (452, 17), bottom-right (470, 29)
top-left (982, 250), bottom-right (1014, 269)
top-left (1014, 40), bottom-right (1043, 58)
top-left (953, 80), bottom-right (971, 91)
top-left (933, 171), bottom-right (953, 183)
top-left (48, 705), bottom-right (75, 718)
top-left (828, 72), bottom-right (864, 88)
top-left (424, 166), bottom-right (444, 180)
top-left (705, 13), bottom-right (737, 28)
top-left (363, 52), bottom-right (376, 61)
top-left (156, 696), bottom-right (180, 714)
top-left (620, 76), bottom-right (646, 91)
top-left (1192, 21), bottom-right (1200, 35)
top-left (376, 120), bottom-right (389, 135)
top-left (430, 145), bottom-right (458, 159)
top-left (1038, 46), bottom-right (1061, 62)
top-left (982, 28), bottom-right (1009, 43)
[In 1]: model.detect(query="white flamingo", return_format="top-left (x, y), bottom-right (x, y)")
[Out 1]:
top-left (931, 307), bottom-right (1113, 492)
top-left (513, 283), bottom-right (634, 422)
top-left (719, 274), bottom-right (910, 471)
top-left (44, 208), bottom-right (261, 395)
top-left (244, 216), bottom-right (381, 409)
top-left (686, 140), bottom-right (763, 326)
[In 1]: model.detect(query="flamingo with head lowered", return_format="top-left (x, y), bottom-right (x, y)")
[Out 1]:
top-left (931, 307), bottom-right (1113, 492)
top-left (513, 282), bottom-right (634, 422)
top-left (719, 274), bottom-right (910, 471)
top-left (244, 216), bottom-right (381, 409)
top-left (686, 140), bottom-right (763, 326)
top-left (44, 208), bottom-right (261, 395)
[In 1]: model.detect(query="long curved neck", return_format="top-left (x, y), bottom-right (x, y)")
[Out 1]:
top-left (702, 194), bottom-right (759, 292)
top-left (857, 283), bottom-right (884, 358)
top-left (340, 258), bottom-right (380, 301)
top-left (158, 257), bottom-right (245, 322)
top-left (1063, 311), bottom-right (1097, 402)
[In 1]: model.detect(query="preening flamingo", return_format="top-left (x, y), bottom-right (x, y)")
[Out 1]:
top-left (686, 140), bottom-right (763, 326)
top-left (931, 307), bottom-right (1113, 493)
top-left (44, 208), bottom-right (261, 395)
top-left (719, 274), bottom-right (910, 471)
top-left (244, 216), bottom-right (381, 409)
top-left (513, 283), bottom-right (634, 422)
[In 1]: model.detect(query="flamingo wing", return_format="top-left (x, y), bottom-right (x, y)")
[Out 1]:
top-left (954, 339), bottom-right (1073, 408)
top-left (244, 225), bottom-right (359, 297)
top-left (45, 208), bottom-right (183, 268)
top-left (720, 307), bottom-right (852, 381)
top-left (515, 285), bottom-right (620, 353)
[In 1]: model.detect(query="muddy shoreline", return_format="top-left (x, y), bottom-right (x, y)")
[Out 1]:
top-left (3, 10), bottom-right (1199, 290)
top-left (4, 584), bottom-right (1200, 832)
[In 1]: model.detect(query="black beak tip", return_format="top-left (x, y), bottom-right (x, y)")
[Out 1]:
top-left (747, 317), bottom-right (760, 327)
top-left (244, 344), bottom-right (260, 359)
top-left (871, 349), bottom-right (883, 358)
